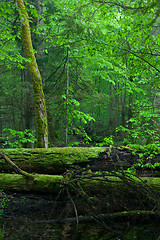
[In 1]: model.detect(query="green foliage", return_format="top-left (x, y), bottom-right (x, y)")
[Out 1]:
top-left (116, 117), bottom-right (160, 145)
top-left (0, 190), bottom-right (8, 239)
top-left (126, 143), bottom-right (160, 160)
top-left (97, 136), bottom-right (114, 146)
top-left (124, 143), bottom-right (160, 174)
top-left (72, 126), bottom-right (92, 144)
top-left (0, 1), bottom-right (29, 68)
top-left (2, 129), bottom-right (37, 148)
top-left (0, 190), bottom-right (9, 216)
top-left (54, 94), bottom-right (95, 144)
top-left (0, 0), bottom-right (160, 146)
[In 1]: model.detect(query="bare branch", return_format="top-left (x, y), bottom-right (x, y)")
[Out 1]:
top-left (0, 152), bottom-right (34, 179)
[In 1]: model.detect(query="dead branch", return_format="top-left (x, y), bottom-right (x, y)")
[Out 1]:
top-left (0, 152), bottom-right (33, 179)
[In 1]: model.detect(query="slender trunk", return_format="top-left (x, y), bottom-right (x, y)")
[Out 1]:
top-left (0, 107), bottom-right (2, 136)
top-left (11, 101), bottom-right (15, 129)
top-left (128, 76), bottom-right (133, 129)
top-left (20, 68), bottom-right (24, 131)
top-left (126, 40), bottom-right (133, 130)
top-left (15, 0), bottom-right (48, 148)
top-left (97, 75), bottom-right (101, 123)
top-left (121, 82), bottom-right (126, 128)
top-left (65, 48), bottom-right (69, 147)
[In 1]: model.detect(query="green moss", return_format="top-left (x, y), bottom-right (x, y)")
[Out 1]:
top-left (17, 0), bottom-right (48, 148)
top-left (0, 173), bottom-right (63, 193)
top-left (0, 147), bottom-right (106, 174)
top-left (1, 173), bottom-right (160, 196)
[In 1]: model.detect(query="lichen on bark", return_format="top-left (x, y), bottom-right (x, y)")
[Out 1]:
top-left (15, 0), bottom-right (48, 148)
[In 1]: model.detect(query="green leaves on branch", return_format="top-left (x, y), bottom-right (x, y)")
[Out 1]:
top-left (2, 129), bottom-right (37, 148)
top-left (116, 116), bottom-right (160, 145)
top-left (124, 143), bottom-right (160, 175)
top-left (59, 96), bottom-right (95, 144)
top-left (97, 136), bottom-right (114, 147)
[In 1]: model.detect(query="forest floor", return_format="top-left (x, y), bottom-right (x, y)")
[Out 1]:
top-left (2, 147), bottom-right (160, 218)
top-left (1, 147), bottom-right (160, 239)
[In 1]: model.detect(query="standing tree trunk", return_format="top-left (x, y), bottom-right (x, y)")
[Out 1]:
top-left (15, 0), bottom-right (48, 148)
top-left (128, 76), bottom-right (133, 130)
top-left (65, 48), bottom-right (69, 147)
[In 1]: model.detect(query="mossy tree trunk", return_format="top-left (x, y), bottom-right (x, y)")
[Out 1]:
top-left (15, 0), bottom-right (48, 148)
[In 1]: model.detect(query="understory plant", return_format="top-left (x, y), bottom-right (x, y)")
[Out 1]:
top-left (97, 135), bottom-right (114, 146)
top-left (0, 190), bottom-right (9, 216)
top-left (56, 96), bottom-right (95, 145)
top-left (116, 116), bottom-right (160, 145)
top-left (0, 190), bottom-right (8, 240)
top-left (2, 128), bottom-right (37, 148)
top-left (124, 143), bottom-right (160, 175)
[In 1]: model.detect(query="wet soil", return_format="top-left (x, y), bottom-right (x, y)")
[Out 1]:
top-left (1, 192), bottom-right (160, 240)
top-left (1, 147), bottom-right (160, 239)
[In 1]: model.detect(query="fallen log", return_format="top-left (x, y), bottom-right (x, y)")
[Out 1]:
top-left (1, 148), bottom-right (160, 227)
top-left (0, 151), bottom-right (159, 216)
top-left (0, 172), bottom-right (160, 195)
top-left (0, 147), bottom-right (106, 174)
top-left (1, 146), bottom-right (160, 175)
top-left (0, 173), bottom-right (63, 193)
top-left (35, 210), bottom-right (159, 224)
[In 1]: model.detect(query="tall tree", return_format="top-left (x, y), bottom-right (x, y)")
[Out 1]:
top-left (15, 0), bottom-right (48, 148)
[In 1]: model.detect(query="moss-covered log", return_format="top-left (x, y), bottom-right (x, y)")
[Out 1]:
top-left (0, 172), bottom-right (160, 195)
top-left (0, 173), bottom-right (63, 193)
top-left (0, 147), bottom-right (106, 174)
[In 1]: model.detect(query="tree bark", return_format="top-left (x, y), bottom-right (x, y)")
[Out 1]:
top-left (65, 48), bottom-right (69, 147)
top-left (15, 0), bottom-right (48, 148)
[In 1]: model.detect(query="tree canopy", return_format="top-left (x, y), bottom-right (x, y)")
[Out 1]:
top-left (0, 0), bottom-right (160, 147)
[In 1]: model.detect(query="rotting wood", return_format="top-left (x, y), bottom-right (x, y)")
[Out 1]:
top-left (0, 148), bottom-right (160, 197)
top-left (1, 148), bottom-right (160, 226)
top-left (34, 210), bottom-right (159, 224)
top-left (0, 173), bottom-right (63, 193)
top-left (0, 171), bottom-right (160, 195)
top-left (0, 152), bottom-right (33, 179)
top-left (0, 146), bottom-right (159, 175)
top-left (0, 147), bottom-right (107, 174)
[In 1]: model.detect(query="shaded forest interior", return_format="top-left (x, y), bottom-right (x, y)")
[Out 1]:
top-left (0, 0), bottom-right (160, 147)
top-left (0, 1), bottom-right (160, 239)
